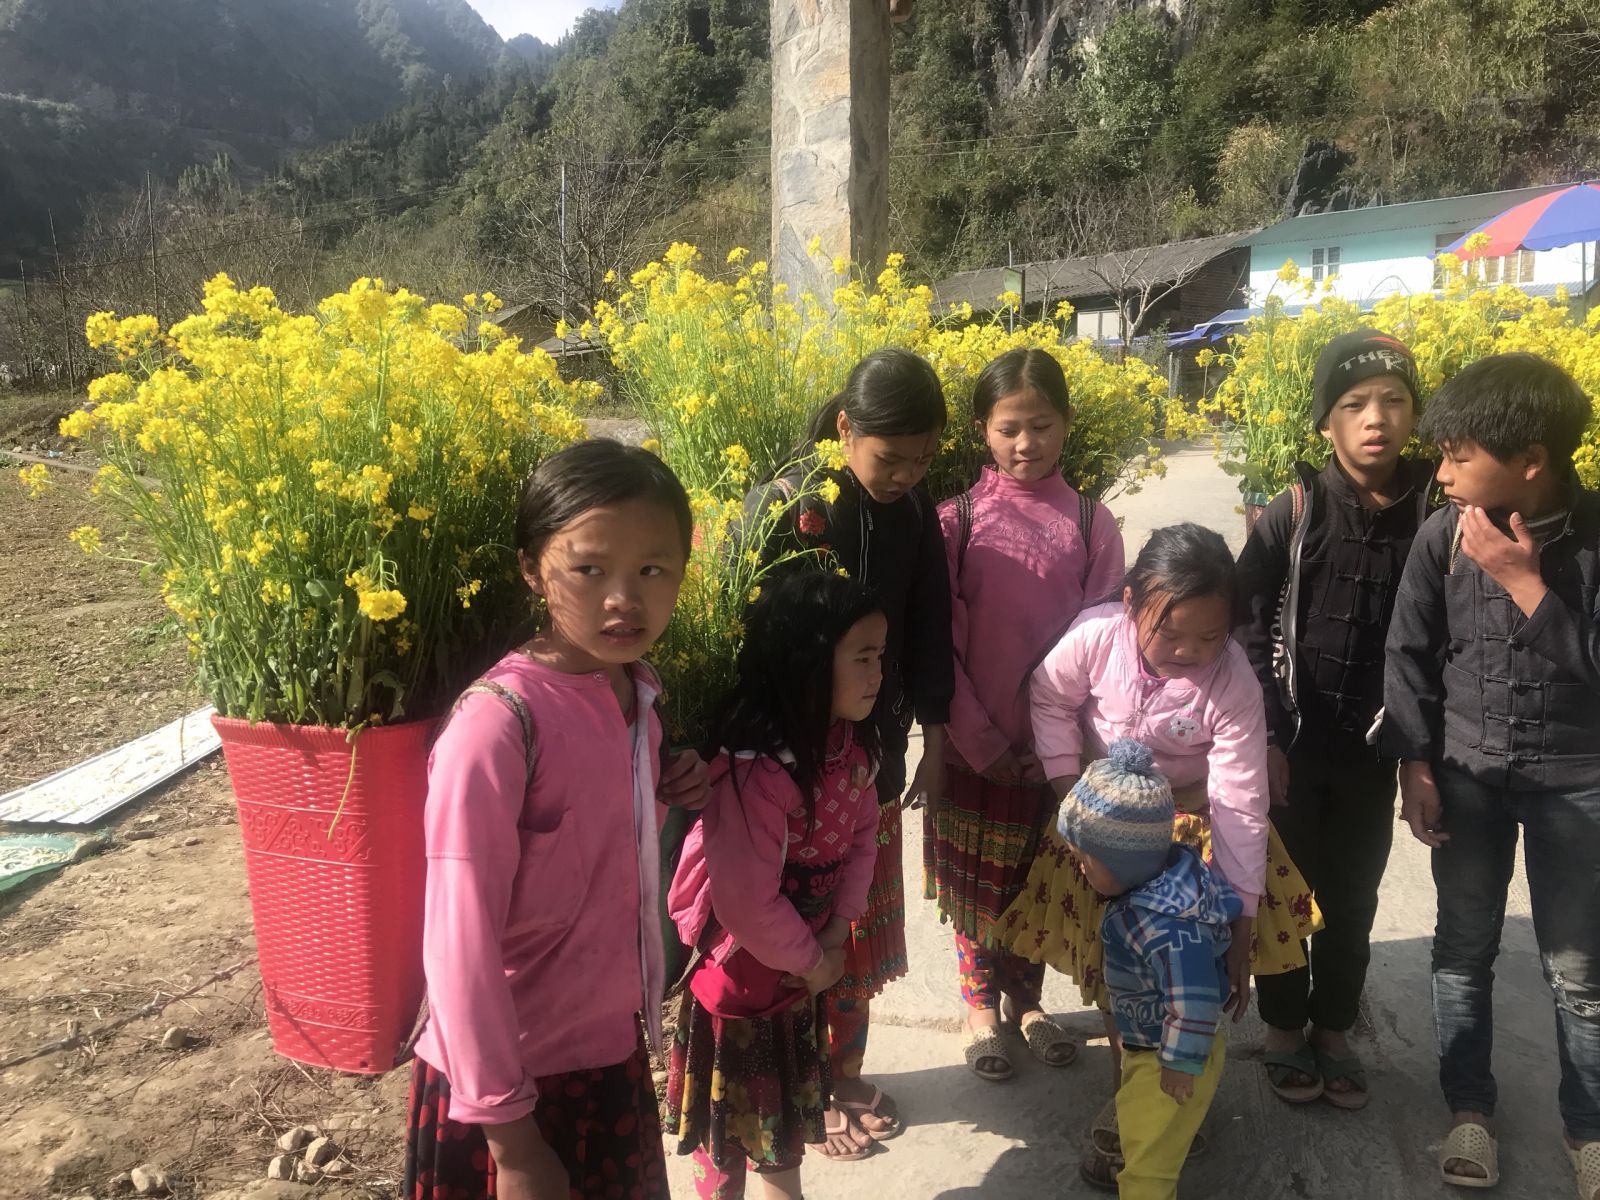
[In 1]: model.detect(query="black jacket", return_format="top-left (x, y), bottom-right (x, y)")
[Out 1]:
top-left (1380, 485), bottom-right (1600, 791)
top-left (1235, 457), bottom-right (1436, 752)
top-left (743, 460), bottom-right (956, 797)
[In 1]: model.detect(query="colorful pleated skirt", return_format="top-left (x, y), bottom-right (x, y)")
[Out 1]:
top-left (402, 1035), bottom-right (669, 1200)
top-left (664, 989), bottom-right (830, 1172)
top-left (922, 763), bottom-right (1053, 943)
top-left (835, 798), bottom-right (908, 1000)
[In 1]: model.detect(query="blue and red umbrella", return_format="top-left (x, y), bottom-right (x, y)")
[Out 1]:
top-left (1443, 182), bottom-right (1600, 257)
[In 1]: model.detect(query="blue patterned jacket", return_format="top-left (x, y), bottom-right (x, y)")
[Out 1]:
top-left (1101, 843), bottom-right (1243, 1075)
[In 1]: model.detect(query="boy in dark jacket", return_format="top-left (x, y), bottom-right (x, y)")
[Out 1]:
top-left (1381, 353), bottom-right (1600, 1193)
top-left (1235, 329), bottom-right (1434, 1109)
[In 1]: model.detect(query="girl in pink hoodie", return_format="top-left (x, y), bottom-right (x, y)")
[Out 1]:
top-left (991, 523), bottom-right (1320, 1190)
top-left (925, 348), bottom-right (1124, 1084)
top-left (405, 441), bottom-right (711, 1200)
top-left (666, 573), bottom-right (887, 1197)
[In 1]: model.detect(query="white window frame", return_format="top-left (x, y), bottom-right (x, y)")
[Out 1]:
top-left (1076, 307), bottom-right (1122, 342)
top-left (1311, 245), bottom-right (1341, 283)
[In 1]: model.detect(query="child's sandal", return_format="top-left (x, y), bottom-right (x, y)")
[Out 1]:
top-left (1078, 1147), bottom-right (1121, 1193)
top-left (1570, 1139), bottom-right (1600, 1200)
top-left (1017, 1012), bottom-right (1077, 1066)
top-left (963, 1026), bottom-right (1014, 1082)
top-left (1439, 1122), bottom-right (1499, 1189)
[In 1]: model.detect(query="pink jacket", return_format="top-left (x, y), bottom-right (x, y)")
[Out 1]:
top-left (939, 468), bottom-right (1124, 772)
top-left (414, 653), bottom-right (667, 1125)
top-left (1031, 603), bottom-right (1270, 915)
top-left (669, 742), bottom-right (879, 1018)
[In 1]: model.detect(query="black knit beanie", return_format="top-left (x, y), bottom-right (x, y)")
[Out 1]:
top-left (1311, 329), bottom-right (1420, 429)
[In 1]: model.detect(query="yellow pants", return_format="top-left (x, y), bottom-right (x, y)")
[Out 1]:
top-left (1114, 1037), bottom-right (1226, 1200)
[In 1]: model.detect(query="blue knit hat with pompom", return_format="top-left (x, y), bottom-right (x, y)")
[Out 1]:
top-left (1057, 738), bottom-right (1174, 890)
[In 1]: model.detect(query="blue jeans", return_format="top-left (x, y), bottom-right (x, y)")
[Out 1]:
top-left (1431, 768), bottom-right (1600, 1140)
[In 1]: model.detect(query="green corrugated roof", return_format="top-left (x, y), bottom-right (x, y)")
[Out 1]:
top-left (1240, 183), bottom-right (1573, 248)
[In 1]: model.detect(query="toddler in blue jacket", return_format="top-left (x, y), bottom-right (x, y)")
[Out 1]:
top-left (1057, 738), bottom-right (1242, 1198)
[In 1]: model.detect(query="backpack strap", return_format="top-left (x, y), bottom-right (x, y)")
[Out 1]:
top-left (954, 489), bottom-right (974, 578)
top-left (1447, 519), bottom-right (1464, 575)
top-left (453, 678), bottom-right (537, 776)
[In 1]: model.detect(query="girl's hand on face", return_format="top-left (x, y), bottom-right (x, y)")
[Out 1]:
top-left (658, 749), bottom-right (710, 811)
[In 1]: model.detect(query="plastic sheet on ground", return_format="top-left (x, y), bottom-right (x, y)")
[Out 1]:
top-left (0, 707), bottom-right (220, 825)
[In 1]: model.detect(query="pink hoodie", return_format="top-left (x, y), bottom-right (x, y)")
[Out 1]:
top-left (939, 468), bottom-right (1124, 772)
top-left (1031, 602), bottom-right (1270, 915)
top-left (669, 739), bottom-right (879, 1018)
top-left (414, 652), bottom-right (667, 1125)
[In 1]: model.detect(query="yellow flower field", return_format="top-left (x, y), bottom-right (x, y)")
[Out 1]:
top-left (34, 275), bottom-right (589, 727)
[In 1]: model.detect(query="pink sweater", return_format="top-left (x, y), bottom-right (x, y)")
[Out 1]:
top-left (669, 741), bottom-right (879, 1018)
top-left (414, 653), bottom-right (667, 1125)
top-left (938, 468), bottom-right (1125, 772)
top-left (1031, 603), bottom-right (1270, 915)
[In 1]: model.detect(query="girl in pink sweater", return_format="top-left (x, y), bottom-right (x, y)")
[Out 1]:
top-left (666, 572), bottom-right (887, 1196)
top-left (405, 441), bottom-right (711, 1200)
top-left (924, 348), bottom-right (1124, 1083)
top-left (991, 523), bottom-right (1321, 1190)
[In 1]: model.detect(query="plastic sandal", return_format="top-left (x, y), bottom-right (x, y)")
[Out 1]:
top-left (1018, 1013), bottom-right (1078, 1067)
top-left (1571, 1139), bottom-right (1600, 1200)
top-left (1089, 1097), bottom-right (1120, 1156)
top-left (1265, 1041), bottom-right (1326, 1104)
top-left (1088, 1097), bottom-right (1206, 1159)
top-left (963, 1025), bottom-right (1014, 1082)
top-left (1440, 1122), bottom-right (1499, 1188)
top-left (834, 1085), bottom-right (903, 1141)
top-left (1078, 1146), bottom-right (1121, 1193)
top-left (1312, 1045), bottom-right (1369, 1111)
top-left (816, 1107), bottom-right (873, 1161)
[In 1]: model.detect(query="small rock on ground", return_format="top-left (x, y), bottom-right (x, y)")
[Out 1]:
top-left (302, 1135), bottom-right (342, 1167)
top-left (130, 1162), bottom-right (170, 1195)
top-left (158, 1026), bottom-right (192, 1050)
top-left (265, 1154), bottom-right (296, 1181)
top-left (273, 1126), bottom-right (316, 1152)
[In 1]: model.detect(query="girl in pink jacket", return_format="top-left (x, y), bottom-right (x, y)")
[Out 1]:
top-left (991, 523), bottom-right (1321, 1190)
top-left (666, 572), bottom-right (888, 1196)
top-left (405, 441), bottom-right (710, 1200)
top-left (925, 348), bottom-right (1124, 1084)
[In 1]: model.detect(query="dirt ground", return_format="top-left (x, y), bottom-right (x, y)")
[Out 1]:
top-left (0, 414), bottom-right (412, 1200)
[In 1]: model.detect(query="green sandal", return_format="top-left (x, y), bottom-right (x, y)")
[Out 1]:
top-left (1312, 1045), bottom-right (1369, 1111)
top-left (1264, 1040), bottom-right (1325, 1104)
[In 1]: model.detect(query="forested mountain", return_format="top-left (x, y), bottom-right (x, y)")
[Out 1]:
top-left (4, 0), bottom-right (1599, 379)
top-left (266, 0), bottom-right (1600, 302)
top-left (0, 0), bottom-right (512, 260)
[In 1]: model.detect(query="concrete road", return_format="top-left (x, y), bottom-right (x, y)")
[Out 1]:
top-left (667, 442), bottom-right (1567, 1199)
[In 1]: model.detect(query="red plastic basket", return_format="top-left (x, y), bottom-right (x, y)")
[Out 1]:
top-left (213, 715), bottom-right (436, 1074)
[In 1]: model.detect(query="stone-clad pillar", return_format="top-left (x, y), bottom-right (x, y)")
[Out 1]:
top-left (770, 0), bottom-right (892, 300)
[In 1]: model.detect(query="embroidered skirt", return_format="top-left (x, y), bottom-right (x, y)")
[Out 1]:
top-left (836, 798), bottom-right (908, 1000)
top-left (989, 811), bottom-right (1323, 1008)
top-left (665, 988), bottom-right (830, 1172)
top-left (922, 763), bottom-right (1054, 944)
top-left (401, 1035), bottom-right (669, 1200)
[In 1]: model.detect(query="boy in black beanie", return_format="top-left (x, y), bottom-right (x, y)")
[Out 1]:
top-left (1234, 327), bottom-right (1435, 1110)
